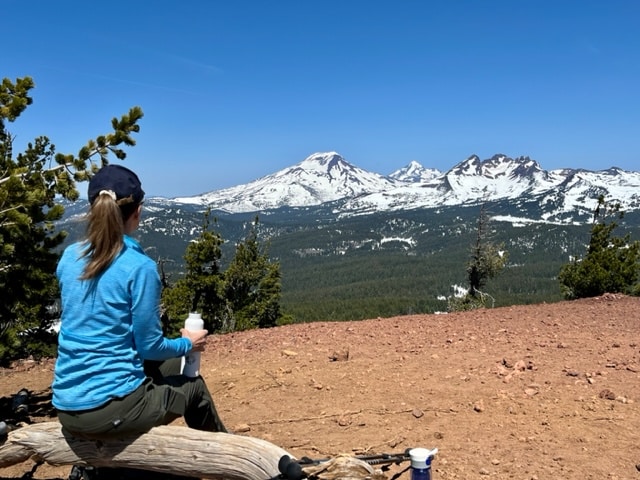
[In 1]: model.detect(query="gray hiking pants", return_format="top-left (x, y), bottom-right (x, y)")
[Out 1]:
top-left (57, 358), bottom-right (227, 438)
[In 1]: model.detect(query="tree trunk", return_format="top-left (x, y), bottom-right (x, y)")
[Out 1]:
top-left (0, 422), bottom-right (292, 480)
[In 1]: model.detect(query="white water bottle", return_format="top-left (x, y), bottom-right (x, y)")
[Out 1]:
top-left (181, 312), bottom-right (204, 377)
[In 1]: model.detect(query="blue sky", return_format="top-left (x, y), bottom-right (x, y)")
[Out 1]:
top-left (4, 1), bottom-right (639, 197)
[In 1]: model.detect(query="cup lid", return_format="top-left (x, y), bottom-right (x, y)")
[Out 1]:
top-left (409, 448), bottom-right (438, 468)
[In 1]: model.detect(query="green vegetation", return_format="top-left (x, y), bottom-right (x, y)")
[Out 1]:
top-left (559, 196), bottom-right (640, 299)
top-left (222, 217), bottom-right (289, 330)
top-left (160, 211), bottom-right (225, 336)
top-left (0, 77), bottom-right (285, 365)
top-left (161, 213), bottom-right (287, 335)
top-left (448, 203), bottom-right (508, 311)
top-left (0, 76), bottom-right (143, 364)
top-left (268, 203), bottom-right (597, 321)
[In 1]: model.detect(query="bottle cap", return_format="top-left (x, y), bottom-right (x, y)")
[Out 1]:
top-left (184, 312), bottom-right (204, 330)
top-left (409, 448), bottom-right (438, 469)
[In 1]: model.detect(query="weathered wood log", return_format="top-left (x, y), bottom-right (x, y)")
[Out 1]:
top-left (0, 421), bottom-right (292, 479)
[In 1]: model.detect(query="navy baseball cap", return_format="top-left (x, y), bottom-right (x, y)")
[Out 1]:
top-left (88, 164), bottom-right (145, 205)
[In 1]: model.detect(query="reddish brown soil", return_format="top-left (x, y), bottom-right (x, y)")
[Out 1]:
top-left (1, 294), bottom-right (639, 480)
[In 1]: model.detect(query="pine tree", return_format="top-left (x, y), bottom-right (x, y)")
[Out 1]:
top-left (558, 196), bottom-right (640, 299)
top-left (161, 215), bottom-right (287, 334)
top-left (449, 203), bottom-right (508, 311)
top-left (161, 210), bottom-right (226, 334)
top-left (223, 217), bottom-right (284, 331)
top-left (0, 76), bottom-right (142, 364)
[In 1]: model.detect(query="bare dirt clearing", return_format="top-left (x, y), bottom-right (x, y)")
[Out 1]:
top-left (1, 295), bottom-right (639, 480)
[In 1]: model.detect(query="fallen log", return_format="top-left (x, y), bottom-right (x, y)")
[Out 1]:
top-left (0, 421), bottom-right (291, 479)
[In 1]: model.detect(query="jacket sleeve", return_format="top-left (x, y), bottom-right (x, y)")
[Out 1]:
top-left (129, 260), bottom-right (192, 361)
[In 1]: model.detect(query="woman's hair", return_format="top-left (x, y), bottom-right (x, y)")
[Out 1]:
top-left (80, 193), bottom-right (140, 279)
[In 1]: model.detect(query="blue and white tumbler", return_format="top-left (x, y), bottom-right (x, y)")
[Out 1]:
top-left (409, 447), bottom-right (438, 480)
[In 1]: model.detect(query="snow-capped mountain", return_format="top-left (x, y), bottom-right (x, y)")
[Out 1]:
top-left (172, 152), bottom-right (400, 213)
top-left (344, 154), bottom-right (640, 221)
top-left (389, 160), bottom-right (441, 183)
top-left (167, 152), bottom-right (640, 223)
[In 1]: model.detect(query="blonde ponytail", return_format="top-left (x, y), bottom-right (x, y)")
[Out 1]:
top-left (80, 193), bottom-right (126, 279)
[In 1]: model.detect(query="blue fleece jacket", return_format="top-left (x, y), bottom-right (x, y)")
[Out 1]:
top-left (52, 235), bottom-right (192, 411)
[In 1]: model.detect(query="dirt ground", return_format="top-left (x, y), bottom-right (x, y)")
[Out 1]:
top-left (1, 294), bottom-right (639, 480)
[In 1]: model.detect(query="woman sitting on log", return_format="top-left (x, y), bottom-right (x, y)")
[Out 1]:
top-left (52, 164), bottom-right (227, 440)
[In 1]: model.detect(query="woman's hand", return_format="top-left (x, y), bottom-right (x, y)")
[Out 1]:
top-left (181, 328), bottom-right (209, 352)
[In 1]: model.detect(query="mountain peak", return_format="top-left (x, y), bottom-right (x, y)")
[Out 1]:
top-left (296, 151), bottom-right (344, 171)
top-left (450, 154), bottom-right (543, 179)
top-left (389, 161), bottom-right (441, 183)
top-left (301, 151), bottom-right (342, 165)
top-left (174, 151), bottom-right (397, 213)
top-left (293, 152), bottom-right (356, 177)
